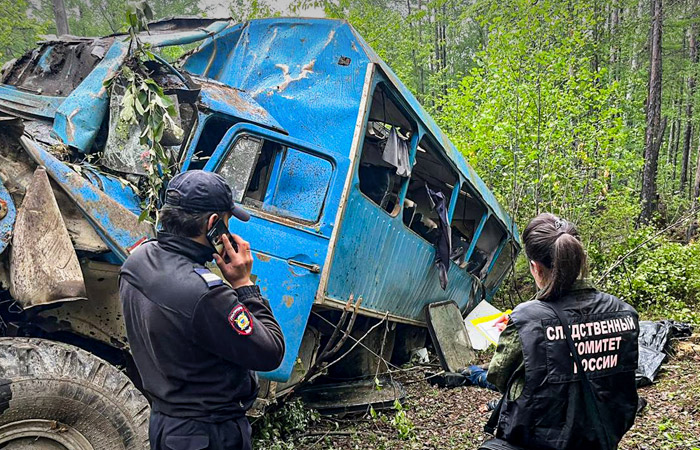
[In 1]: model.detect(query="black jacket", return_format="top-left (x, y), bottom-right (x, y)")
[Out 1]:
top-left (119, 233), bottom-right (285, 421)
top-left (495, 286), bottom-right (639, 450)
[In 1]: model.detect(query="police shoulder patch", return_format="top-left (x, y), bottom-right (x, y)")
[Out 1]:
top-left (228, 304), bottom-right (254, 336)
top-left (194, 267), bottom-right (224, 288)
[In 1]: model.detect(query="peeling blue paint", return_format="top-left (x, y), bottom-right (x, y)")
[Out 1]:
top-left (0, 180), bottom-right (16, 255)
top-left (53, 39), bottom-right (129, 152)
top-left (0, 85), bottom-right (64, 119)
top-left (19, 137), bottom-right (154, 262)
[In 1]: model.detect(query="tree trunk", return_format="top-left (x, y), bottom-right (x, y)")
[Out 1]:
top-left (52, 0), bottom-right (70, 36)
top-left (418, 0), bottom-right (425, 95)
top-left (610, 5), bottom-right (621, 80)
top-left (673, 80), bottom-right (684, 182)
top-left (666, 107), bottom-right (675, 164)
top-left (687, 139), bottom-right (700, 240)
top-left (681, 26), bottom-right (697, 192)
top-left (639, 0), bottom-right (664, 225)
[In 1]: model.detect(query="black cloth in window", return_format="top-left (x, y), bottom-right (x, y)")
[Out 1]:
top-left (427, 185), bottom-right (452, 290)
top-left (382, 128), bottom-right (411, 177)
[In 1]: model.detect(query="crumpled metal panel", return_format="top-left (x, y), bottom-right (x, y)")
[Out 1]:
top-left (0, 85), bottom-right (64, 120)
top-left (80, 167), bottom-right (143, 217)
top-left (10, 167), bottom-right (86, 307)
top-left (183, 19), bottom-right (370, 159)
top-left (19, 136), bottom-right (154, 262)
top-left (52, 39), bottom-right (129, 152)
top-left (195, 76), bottom-right (285, 133)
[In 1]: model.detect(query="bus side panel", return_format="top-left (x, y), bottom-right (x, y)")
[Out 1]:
top-left (325, 187), bottom-right (476, 323)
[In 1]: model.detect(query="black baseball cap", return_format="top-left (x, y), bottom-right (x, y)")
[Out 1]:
top-left (164, 170), bottom-right (250, 222)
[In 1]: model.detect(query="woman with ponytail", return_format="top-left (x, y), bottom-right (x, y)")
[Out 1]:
top-left (479, 214), bottom-right (639, 450)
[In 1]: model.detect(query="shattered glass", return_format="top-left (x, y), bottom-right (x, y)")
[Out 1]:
top-left (218, 136), bottom-right (263, 203)
top-left (102, 87), bottom-right (148, 175)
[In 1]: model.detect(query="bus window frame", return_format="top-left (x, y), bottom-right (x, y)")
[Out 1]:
top-left (204, 123), bottom-right (339, 228)
top-left (355, 78), bottom-right (419, 218)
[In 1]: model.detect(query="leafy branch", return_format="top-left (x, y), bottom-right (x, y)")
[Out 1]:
top-left (105, 1), bottom-right (183, 223)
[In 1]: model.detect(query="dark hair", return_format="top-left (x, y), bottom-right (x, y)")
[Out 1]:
top-left (522, 213), bottom-right (588, 300)
top-left (159, 207), bottom-right (227, 238)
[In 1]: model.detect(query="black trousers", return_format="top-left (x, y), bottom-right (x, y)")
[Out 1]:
top-left (478, 438), bottom-right (525, 450)
top-left (149, 411), bottom-right (252, 450)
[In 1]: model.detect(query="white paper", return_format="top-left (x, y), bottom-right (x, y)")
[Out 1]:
top-left (464, 300), bottom-right (503, 350)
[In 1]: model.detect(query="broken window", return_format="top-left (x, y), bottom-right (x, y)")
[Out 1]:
top-left (470, 216), bottom-right (507, 279)
top-left (357, 84), bottom-right (415, 215)
top-left (450, 183), bottom-right (487, 272)
top-left (483, 240), bottom-right (516, 292)
top-left (403, 138), bottom-right (458, 244)
top-left (217, 134), bottom-right (332, 223)
top-left (189, 115), bottom-right (235, 170)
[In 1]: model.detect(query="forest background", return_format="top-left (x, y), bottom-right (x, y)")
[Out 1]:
top-left (3, 0), bottom-right (700, 324)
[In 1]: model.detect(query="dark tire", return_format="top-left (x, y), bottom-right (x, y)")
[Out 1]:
top-left (0, 337), bottom-right (149, 449)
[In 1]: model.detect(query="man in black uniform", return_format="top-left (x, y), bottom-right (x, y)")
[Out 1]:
top-left (120, 170), bottom-right (285, 450)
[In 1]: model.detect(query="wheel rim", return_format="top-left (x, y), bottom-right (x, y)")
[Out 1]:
top-left (0, 419), bottom-right (94, 450)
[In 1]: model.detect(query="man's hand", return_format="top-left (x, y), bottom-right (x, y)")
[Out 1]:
top-left (213, 234), bottom-right (254, 289)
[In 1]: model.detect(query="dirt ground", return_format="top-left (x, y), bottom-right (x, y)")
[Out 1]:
top-left (277, 334), bottom-right (700, 450)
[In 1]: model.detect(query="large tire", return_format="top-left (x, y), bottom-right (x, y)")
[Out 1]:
top-left (0, 337), bottom-right (150, 450)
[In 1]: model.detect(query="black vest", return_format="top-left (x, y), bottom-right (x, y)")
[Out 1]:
top-left (496, 286), bottom-right (639, 450)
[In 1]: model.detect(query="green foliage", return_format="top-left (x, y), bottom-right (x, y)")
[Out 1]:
top-left (106, 2), bottom-right (182, 222)
top-left (601, 235), bottom-right (700, 325)
top-left (32, 0), bottom-right (201, 37)
top-left (319, 0), bottom-right (483, 105)
top-left (252, 399), bottom-right (319, 447)
top-left (368, 401), bottom-right (416, 441)
top-left (389, 399), bottom-right (416, 441)
top-left (0, 0), bottom-right (47, 64)
top-left (229, 0), bottom-right (280, 22)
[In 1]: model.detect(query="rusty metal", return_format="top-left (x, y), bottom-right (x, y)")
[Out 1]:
top-left (9, 167), bottom-right (86, 308)
top-left (37, 260), bottom-right (129, 349)
top-left (19, 136), bottom-right (154, 261)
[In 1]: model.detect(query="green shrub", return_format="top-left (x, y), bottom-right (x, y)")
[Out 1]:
top-left (600, 238), bottom-right (700, 325)
top-left (252, 399), bottom-right (320, 448)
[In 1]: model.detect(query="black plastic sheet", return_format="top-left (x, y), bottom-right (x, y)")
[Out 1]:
top-left (636, 320), bottom-right (693, 387)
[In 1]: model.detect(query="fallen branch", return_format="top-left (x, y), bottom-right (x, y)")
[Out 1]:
top-left (311, 311), bottom-right (401, 372)
top-left (306, 312), bottom-right (390, 384)
top-left (597, 207), bottom-right (698, 284)
top-left (283, 296), bottom-right (363, 399)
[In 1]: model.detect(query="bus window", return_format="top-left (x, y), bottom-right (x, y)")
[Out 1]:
top-left (190, 115), bottom-right (235, 170)
top-left (270, 149), bottom-right (332, 222)
top-left (450, 183), bottom-right (487, 269)
top-left (470, 216), bottom-right (507, 278)
top-left (484, 241), bottom-right (516, 291)
top-left (217, 135), bottom-right (332, 223)
top-left (403, 137), bottom-right (458, 244)
top-left (357, 84), bottom-right (415, 216)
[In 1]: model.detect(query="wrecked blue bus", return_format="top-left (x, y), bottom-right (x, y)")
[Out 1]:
top-left (0, 17), bottom-right (519, 448)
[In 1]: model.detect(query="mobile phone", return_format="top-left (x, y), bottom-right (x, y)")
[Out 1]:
top-left (206, 218), bottom-right (238, 255)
